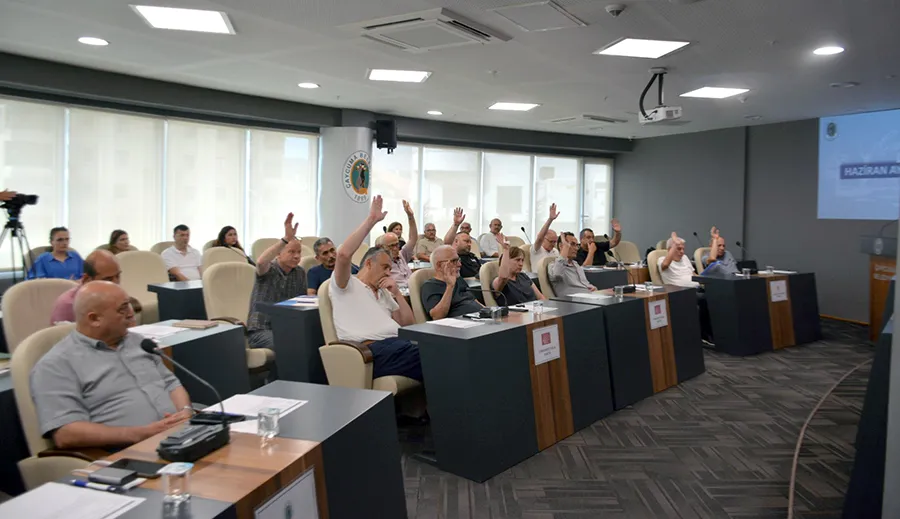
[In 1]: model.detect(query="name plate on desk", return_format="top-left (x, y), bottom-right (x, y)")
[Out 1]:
top-left (531, 324), bottom-right (560, 365)
top-left (770, 280), bottom-right (788, 302)
top-left (648, 299), bottom-right (668, 330)
top-left (254, 467), bottom-right (319, 519)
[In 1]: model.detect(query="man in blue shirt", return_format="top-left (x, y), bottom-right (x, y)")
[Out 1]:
top-left (701, 226), bottom-right (739, 275)
top-left (306, 237), bottom-right (357, 295)
top-left (27, 226), bottom-right (84, 280)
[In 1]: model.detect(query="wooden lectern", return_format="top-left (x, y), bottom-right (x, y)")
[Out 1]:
top-left (861, 234), bottom-right (897, 340)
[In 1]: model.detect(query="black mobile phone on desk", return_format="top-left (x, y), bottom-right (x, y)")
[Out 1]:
top-left (108, 458), bottom-right (168, 479)
top-left (189, 411), bottom-right (247, 425)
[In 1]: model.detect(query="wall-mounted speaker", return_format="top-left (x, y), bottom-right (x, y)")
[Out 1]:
top-left (375, 120), bottom-right (397, 153)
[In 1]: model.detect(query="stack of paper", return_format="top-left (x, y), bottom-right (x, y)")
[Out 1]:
top-left (129, 324), bottom-right (184, 340)
top-left (570, 292), bottom-right (611, 301)
top-left (278, 295), bottom-right (318, 307)
top-left (772, 269), bottom-right (798, 275)
top-left (0, 482), bottom-right (145, 519)
top-left (206, 394), bottom-right (308, 434)
top-left (429, 318), bottom-right (485, 328)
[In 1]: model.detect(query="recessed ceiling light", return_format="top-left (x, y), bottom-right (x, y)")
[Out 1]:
top-left (594, 38), bottom-right (690, 59)
top-left (488, 102), bottom-right (541, 111)
top-left (813, 46), bottom-right (844, 56)
top-left (680, 87), bottom-right (750, 99)
top-left (297, 82), bottom-right (319, 89)
top-left (367, 69), bottom-right (431, 83)
top-left (830, 81), bottom-right (859, 88)
top-left (131, 5), bottom-right (235, 34)
top-left (427, 110), bottom-right (443, 116)
top-left (78, 37), bottom-right (109, 46)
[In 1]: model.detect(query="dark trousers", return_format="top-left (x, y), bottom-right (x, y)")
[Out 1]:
top-left (369, 338), bottom-right (423, 381)
top-left (697, 291), bottom-right (713, 341)
top-left (247, 329), bottom-right (274, 349)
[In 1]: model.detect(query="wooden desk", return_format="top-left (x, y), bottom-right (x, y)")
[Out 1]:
top-left (148, 281), bottom-right (207, 321)
top-left (256, 302), bottom-right (327, 384)
top-left (400, 301), bottom-right (613, 482)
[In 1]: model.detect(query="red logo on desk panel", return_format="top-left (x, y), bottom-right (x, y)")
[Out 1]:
top-left (541, 332), bottom-right (551, 345)
top-left (655, 305), bottom-right (662, 315)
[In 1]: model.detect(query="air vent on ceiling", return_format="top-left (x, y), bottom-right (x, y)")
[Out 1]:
top-left (343, 8), bottom-right (510, 53)
top-left (548, 114), bottom-right (628, 125)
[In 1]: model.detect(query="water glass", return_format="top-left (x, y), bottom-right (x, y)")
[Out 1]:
top-left (160, 462), bottom-right (193, 504)
top-left (490, 306), bottom-right (503, 324)
top-left (533, 300), bottom-right (544, 317)
top-left (413, 259), bottom-right (421, 269)
top-left (742, 268), bottom-right (751, 277)
top-left (614, 285), bottom-right (624, 299)
top-left (644, 281), bottom-right (654, 292)
top-left (257, 407), bottom-right (280, 439)
top-left (766, 265), bottom-right (775, 274)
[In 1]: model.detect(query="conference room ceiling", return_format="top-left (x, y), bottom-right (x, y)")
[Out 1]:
top-left (0, 0), bottom-right (898, 138)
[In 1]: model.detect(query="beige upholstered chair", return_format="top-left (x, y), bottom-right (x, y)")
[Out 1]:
top-left (301, 244), bottom-right (314, 257)
top-left (507, 236), bottom-right (525, 248)
top-left (1, 279), bottom-right (78, 354)
top-left (24, 247), bottom-right (80, 272)
top-left (118, 251), bottom-right (168, 324)
top-left (251, 238), bottom-right (280, 261)
top-left (300, 255), bottom-right (319, 273)
top-left (647, 250), bottom-right (668, 285)
top-left (656, 240), bottom-right (668, 251)
top-left (12, 324), bottom-right (93, 489)
top-left (317, 280), bottom-right (421, 395)
top-left (694, 247), bottom-right (711, 274)
top-left (201, 247), bottom-right (247, 271)
top-left (150, 241), bottom-right (174, 255)
top-left (537, 256), bottom-right (556, 298)
top-left (300, 236), bottom-right (319, 248)
top-left (519, 244), bottom-right (532, 272)
top-left (202, 239), bottom-right (216, 251)
top-left (351, 242), bottom-right (369, 266)
top-left (611, 240), bottom-right (641, 263)
top-left (408, 268), bottom-right (435, 324)
top-left (94, 244), bottom-right (138, 253)
top-left (476, 233), bottom-right (493, 256)
top-left (480, 261), bottom-right (501, 306)
top-left (202, 263), bottom-right (274, 370)
top-left (469, 237), bottom-right (481, 257)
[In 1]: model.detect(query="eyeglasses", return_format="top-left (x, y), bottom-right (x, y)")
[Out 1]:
top-left (384, 243), bottom-right (400, 249)
top-left (439, 258), bottom-right (461, 265)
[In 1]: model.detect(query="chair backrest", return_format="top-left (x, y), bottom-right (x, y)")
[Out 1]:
top-left (23, 246), bottom-right (50, 271)
top-left (202, 262), bottom-right (256, 322)
top-left (537, 256), bottom-right (556, 298)
top-left (1, 279), bottom-right (78, 353)
top-left (300, 256), bottom-right (319, 273)
top-left (612, 240), bottom-right (641, 263)
top-left (656, 240), bottom-right (668, 251)
top-left (693, 247), bottom-right (711, 274)
top-left (318, 279), bottom-right (338, 344)
top-left (202, 239), bottom-right (216, 251)
top-left (351, 242), bottom-right (368, 266)
top-left (408, 268), bottom-right (435, 323)
top-left (117, 251), bottom-right (169, 304)
top-left (480, 261), bottom-right (501, 306)
top-left (11, 323), bottom-right (77, 455)
top-left (300, 237), bottom-right (319, 249)
top-left (150, 241), bottom-right (174, 255)
top-left (519, 244), bottom-right (532, 272)
top-left (95, 244), bottom-right (138, 253)
top-left (251, 238), bottom-right (280, 261)
top-left (647, 250), bottom-right (667, 285)
top-left (301, 244), bottom-right (314, 257)
top-left (469, 237), bottom-right (481, 257)
top-left (507, 236), bottom-right (525, 248)
top-left (201, 247), bottom-right (247, 272)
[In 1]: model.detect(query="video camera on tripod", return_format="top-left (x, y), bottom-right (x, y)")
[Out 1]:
top-left (1, 193), bottom-right (39, 281)
top-left (1, 193), bottom-right (38, 214)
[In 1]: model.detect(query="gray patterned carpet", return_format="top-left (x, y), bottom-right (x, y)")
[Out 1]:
top-left (399, 320), bottom-right (874, 519)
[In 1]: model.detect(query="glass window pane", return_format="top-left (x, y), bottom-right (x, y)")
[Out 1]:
top-left (248, 130), bottom-right (318, 244)
top-left (422, 147), bottom-right (479, 241)
top-left (370, 145), bottom-right (420, 245)
top-left (584, 161), bottom-right (613, 238)
top-left (534, 156), bottom-right (579, 236)
top-left (0, 99), bottom-right (65, 270)
top-left (68, 109), bottom-right (163, 253)
top-left (165, 121), bottom-right (245, 248)
top-left (482, 152), bottom-right (532, 242)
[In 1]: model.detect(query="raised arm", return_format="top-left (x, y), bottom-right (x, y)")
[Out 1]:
top-left (335, 196), bottom-right (386, 289)
top-left (660, 232), bottom-right (678, 271)
top-left (401, 200), bottom-right (419, 256)
top-left (533, 203), bottom-right (559, 253)
top-left (706, 226), bottom-right (721, 265)
top-left (491, 234), bottom-right (513, 292)
top-left (257, 213), bottom-right (298, 276)
top-left (444, 207), bottom-right (465, 245)
top-left (608, 218), bottom-right (622, 248)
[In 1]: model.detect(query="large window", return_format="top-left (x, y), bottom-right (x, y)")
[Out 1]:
top-left (482, 152), bottom-right (532, 242)
top-left (583, 161), bottom-right (614, 238)
top-left (422, 147), bottom-right (480, 239)
top-left (534, 156), bottom-right (580, 235)
top-left (369, 145), bottom-right (419, 244)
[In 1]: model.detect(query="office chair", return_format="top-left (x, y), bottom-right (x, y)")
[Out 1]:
top-left (2, 279), bottom-right (78, 353)
top-left (694, 247), bottom-right (711, 274)
top-left (202, 239), bottom-right (216, 251)
top-left (480, 261), bottom-right (501, 306)
top-left (201, 246), bottom-right (248, 272)
top-left (117, 251), bottom-right (168, 324)
top-left (537, 255), bottom-right (557, 298)
top-left (506, 236), bottom-right (525, 248)
top-left (408, 268), bottom-right (435, 323)
top-left (611, 240), bottom-right (641, 263)
top-left (519, 244), bottom-right (532, 272)
top-left (647, 250), bottom-right (668, 285)
top-left (250, 238), bottom-right (280, 261)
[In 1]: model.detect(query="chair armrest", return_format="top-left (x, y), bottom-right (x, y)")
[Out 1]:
top-left (326, 340), bottom-right (374, 364)
top-left (210, 317), bottom-right (247, 332)
top-left (128, 296), bottom-right (143, 313)
top-left (38, 448), bottom-right (103, 462)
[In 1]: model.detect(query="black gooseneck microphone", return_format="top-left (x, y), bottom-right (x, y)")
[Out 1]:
top-left (734, 240), bottom-right (750, 259)
top-left (605, 234), bottom-right (637, 292)
top-left (520, 226), bottom-right (533, 244)
top-left (383, 225), bottom-right (388, 233)
top-left (691, 231), bottom-right (706, 248)
top-left (141, 339), bottom-right (227, 423)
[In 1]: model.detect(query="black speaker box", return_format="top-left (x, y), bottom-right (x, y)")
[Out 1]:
top-left (375, 120), bottom-right (397, 150)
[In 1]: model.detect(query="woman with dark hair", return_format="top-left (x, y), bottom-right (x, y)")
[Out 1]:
top-left (107, 229), bottom-right (132, 254)
top-left (387, 221), bottom-right (406, 249)
top-left (491, 235), bottom-right (545, 305)
top-left (27, 226), bottom-right (84, 280)
top-left (213, 226), bottom-right (255, 266)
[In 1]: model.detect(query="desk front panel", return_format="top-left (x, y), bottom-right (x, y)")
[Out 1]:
top-left (260, 303), bottom-right (327, 384)
top-left (148, 282), bottom-right (207, 321)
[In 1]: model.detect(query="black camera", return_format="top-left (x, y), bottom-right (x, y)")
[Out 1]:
top-left (2, 193), bottom-right (38, 211)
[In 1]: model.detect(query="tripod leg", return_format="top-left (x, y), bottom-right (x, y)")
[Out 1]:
top-left (19, 227), bottom-right (34, 280)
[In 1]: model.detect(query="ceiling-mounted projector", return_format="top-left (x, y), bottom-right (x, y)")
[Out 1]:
top-left (638, 67), bottom-right (684, 125)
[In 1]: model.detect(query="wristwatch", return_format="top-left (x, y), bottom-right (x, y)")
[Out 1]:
top-left (181, 406), bottom-right (195, 416)
top-left (280, 238), bottom-right (289, 245)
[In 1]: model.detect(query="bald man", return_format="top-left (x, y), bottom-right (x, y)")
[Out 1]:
top-left (31, 281), bottom-right (192, 449)
top-left (531, 203), bottom-right (561, 269)
top-left (453, 232), bottom-right (481, 278)
top-left (376, 199), bottom-right (419, 288)
top-left (420, 245), bottom-right (483, 320)
top-left (479, 218), bottom-right (504, 258)
top-left (50, 249), bottom-right (142, 325)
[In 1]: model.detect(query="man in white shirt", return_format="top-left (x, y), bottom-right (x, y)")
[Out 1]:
top-left (657, 233), bottom-right (699, 287)
top-left (330, 195), bottom-right (422, 382)
top-left (531, 204), bottom-right (560, 270)
top-left (161, 225), bottom-right (202, 281)
top-left (478, 218), bottom-right (503, 258)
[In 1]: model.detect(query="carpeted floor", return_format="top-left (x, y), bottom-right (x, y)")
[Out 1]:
top-left (399, 319), bottom-right (874, 519)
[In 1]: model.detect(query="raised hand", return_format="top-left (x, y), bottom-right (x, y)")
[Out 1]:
top-left (402, 199), bottom-right (414, 217)
top-left (453, 207), bottom-right (465, 226)
top-left (496, 232), bottom-right (509, 249)
top-left (611, 218), bottom-right (622, 233)
top-left (378, 276), bottom-right (400, 296)
top-left (710, 226), bottom-right (719, 238)
top-left (369, 195), bottom-right (388, 223)
top-left (443, 261), bottom-right (459, 284)
top-left (549, 203), bottom-right (560, 221)
top-left (283, 212), bottom-right (298, 241)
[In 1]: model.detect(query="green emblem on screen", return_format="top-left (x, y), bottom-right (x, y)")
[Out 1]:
top-left (825, 122), bottom-right (837, 140)
top-left (342, 150), bottom-right (370, 203)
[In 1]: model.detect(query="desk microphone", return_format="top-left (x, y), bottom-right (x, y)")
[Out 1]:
top-left (467, 287), bottom-right (511, 316)
top-left (140, 339), bottom-right (230, 461)
top-left (520, 226), bottom-right (533, 244)
top-left (734, 240), bottom-right (750, 259)
top-left (382, 225), bottom-right (388, 233)
top-left (605, 234), bottom-right (636, 293)
top-left (691, 231), bottom-right (706, 248)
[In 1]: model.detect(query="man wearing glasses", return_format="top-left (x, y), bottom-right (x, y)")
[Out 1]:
top-left (530, 204), bottom-right (561, 270)
top-left (375, 200), bottom-right (419, 288)
top-left (421, 245), bottom-right (484, 320)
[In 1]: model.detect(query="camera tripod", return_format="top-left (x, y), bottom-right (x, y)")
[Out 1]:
top-left (0, 216), bottom-right (35, 283)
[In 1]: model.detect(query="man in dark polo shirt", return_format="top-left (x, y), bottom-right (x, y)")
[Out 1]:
top-left (575, 219), bottom-right (622, 266)
top-left (453, 232), bottom-right (481, 278)
top-left (246, 213), bottom-right (308, 349)
top-left (421, 245), bottom-right (483, 320)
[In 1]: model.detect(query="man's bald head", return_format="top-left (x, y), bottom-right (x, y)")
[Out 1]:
top-left (453, 232), bottom-right (472, 254)
top-left (74, 281), bottom-right (135, 343)
top-left (83, 249), bottom-right (122, 284)
top-left (430, 244), bottom-right (455, 265)
top-left (378, 233), bottom-right (401, 259)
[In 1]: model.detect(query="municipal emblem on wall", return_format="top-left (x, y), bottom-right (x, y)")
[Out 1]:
top-left (343, 150), bottom-right (370, 203)
top-left (825, 121), bottom-right (838, 140)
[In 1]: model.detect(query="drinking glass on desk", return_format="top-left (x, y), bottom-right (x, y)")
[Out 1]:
top-left (258, 407), bottom-right (280, 439)
top-left (160, 462), bottom-right (193, 504)
top-left (614, 285), bottom-right (624, 299)
top-left (644, 281), bottom-right (654, 292)
top-left (490, 306), bottom-right (503, 323)
top-left (765, 265), bottom-right (774, 274)
top-left (742, 268), bottom-right (751, 277)
top-left (533, 300), bottom-right (544, 317)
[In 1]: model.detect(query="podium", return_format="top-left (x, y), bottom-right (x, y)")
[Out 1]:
top-left (861, 234), bottom-right (897, 340)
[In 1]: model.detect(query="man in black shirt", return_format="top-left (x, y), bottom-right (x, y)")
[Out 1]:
top-left (575, 220), bottom-right (622, 266)
top-left (453, 232), bottom-right (481, 278)
top-left (421, 245), bottom-right (483, 319)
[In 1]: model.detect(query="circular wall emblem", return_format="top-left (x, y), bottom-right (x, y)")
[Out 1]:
top-left (825, 121), bottom-right (838, 140)
top-left (342, 150), bottom-right (370, 203)
top-left (874, 237), bottom-right (884, 255)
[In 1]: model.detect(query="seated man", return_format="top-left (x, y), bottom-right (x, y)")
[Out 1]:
top-left (161, 224), bottom-right (202, 281)
top-left (531, 204), bottom-right (560, 269)
top-left (421, 245), bottom-right (484, 319)
top-left (454, 233), bottom-right (481, 278)
top-left (701, 226), bottom-right (739, 275)
top-left (548, 232), bottom-right (597, 296)
top-left (575, 219), bottom-right (622, 266)
top-left (376, 199), bottom-right (419, 288)
top-left (246, 213), bottom-right (307, 349)
top-left (51, 249), bottom-right (142, 325)
top-left (459, 222), bottom-right (472, 235)
top-left (330, 196), bottom-right (422, 382)
top-left (658, 233), bottom-right (699, 287)
top-left (307, 237), bottom-right (357, 295)
top-left (478, 218), bottom-right (503, 258)
top-left (492, 236), bottom-right (545, 305)
top-left (414, 208), bottom-right (466, 262)
top-left (31, 281), bottom-right (191, 449)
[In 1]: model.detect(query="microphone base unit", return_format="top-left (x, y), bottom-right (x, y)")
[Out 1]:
top-left (621, 285), bottom-right (637, 294)
top-left (157, 424), bottom-right (230, 463)
top-left (478, 306), bottom-right (509, 318)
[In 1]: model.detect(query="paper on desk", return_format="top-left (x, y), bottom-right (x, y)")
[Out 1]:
top-left (0, 482), bottom-right (145, 519)
top-left (517, 301), bottom-right (557, 312)
top-left (772, 270), bottom-right (797, 275)
top-left (570, 292), bottom-right (611, 301)
top-left (206, 394), bottom-right (308, 434)
top-left (429, 318), bottom-right (485, 328)
top-left (129, 324), bottom-right (185, 340)
top-left (278, 295), bottom-right (319, 307)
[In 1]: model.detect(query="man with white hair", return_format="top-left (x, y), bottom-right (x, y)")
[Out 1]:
top-left (658, 232), bottom-right (699, 287)
top-left (376, 199), bottom-right (419, 288)
top-left (531, 204), bottom-right (561, 269)
top-left (414, 208), bottom-right (466, 262)
top-left (421, 245), bottom-right (483, 320)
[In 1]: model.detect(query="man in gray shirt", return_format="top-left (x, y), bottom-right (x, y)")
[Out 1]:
top-left (700, 226), bottom-right (739, 275)
top-left (548, 232), bottom-right (597, 296)
top-left (30, 281), bottom-right (191, 449)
